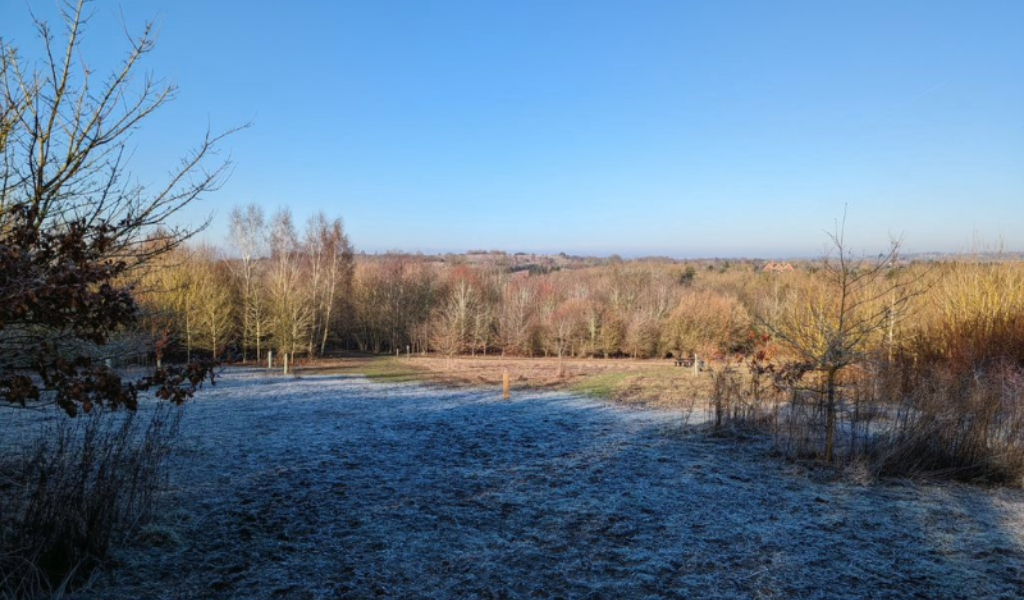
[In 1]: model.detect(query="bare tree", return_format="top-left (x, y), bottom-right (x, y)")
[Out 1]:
top-left (430, 275), bottom-right (479, 366)
top-left (191, 245), bottom-right (237, 359)
top-left (304, 212), bottom-right (354, 356)
top-left (249, 270), bottom-right (272, 361)
top-left (267, 208), bottom-right (310, 359)
top-left (549, 299), bottom-right (587, 375)
top-left (760, 218), bottom-right (916, 462)
top-left (228, 204), bottom-right (267, 361)
top-left (497, 276), bottom-right (536, 356)
top-left (0, 0), bottom-right (242, 264)
top-left (468, 269), bottom-right (501, 356)
top-left (0, 0), bottom-right (235, 420)
top-left (353, 255), bottom-right (435, 354)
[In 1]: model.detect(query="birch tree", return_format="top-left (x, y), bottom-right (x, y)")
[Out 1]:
top-left (191, 245), bottom-right (237, 359)
top-left (267, 209), bottom-right (310, 359)
top-left (229, 204), bottom-right (267, 361)
top-left (304, 212), bottom-right (354, 356)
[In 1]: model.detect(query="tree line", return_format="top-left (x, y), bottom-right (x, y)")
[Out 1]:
top-left (136, 216), bottom-right (773, 366)
top-left (137, 205), bottom-right (355, 364)
top-left (137, 211), bottom-right (1024, 393)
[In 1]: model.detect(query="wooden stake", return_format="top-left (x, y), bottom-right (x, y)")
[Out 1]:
top-left (502, 368), bottom-right (510, 400)
top-left (268, 350), bottom-right (273, 369)
top-left (284, 353), bottom-right (289, 375)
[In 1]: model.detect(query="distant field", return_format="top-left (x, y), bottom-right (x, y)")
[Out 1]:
top-left (296, 354), bottom-right (715, 409)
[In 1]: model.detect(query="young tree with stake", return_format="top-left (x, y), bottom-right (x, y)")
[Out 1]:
top-left (760, 216), bottom-right (917, 463)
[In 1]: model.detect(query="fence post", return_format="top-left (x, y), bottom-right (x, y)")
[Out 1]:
top-left (693, 352), bottom-right (699, 376)
top-left (503, 369), bottom-right (510, 400)
top-left (283, 353), bottom-right (289, 375)
top-left (268, 350), bottom-right (273, 370)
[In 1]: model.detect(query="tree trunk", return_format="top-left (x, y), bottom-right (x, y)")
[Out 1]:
top-left (825, 368), bottom-right (838, 463)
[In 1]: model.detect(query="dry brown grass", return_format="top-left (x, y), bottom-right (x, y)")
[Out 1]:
top-left (296, 354), bottom-right (718, 408)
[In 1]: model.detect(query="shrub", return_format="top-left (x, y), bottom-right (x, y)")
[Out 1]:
top-left (875, 363), bottom-right (1024, 483)
top-left (663, 289), bottom-right (752, 359)
top-left (913, 261), bottom-right (1024, 371)
top-left (0, 405), bottom-right (183, 598)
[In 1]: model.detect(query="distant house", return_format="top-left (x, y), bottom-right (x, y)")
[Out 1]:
top-left (762, 261), bottom-right (795, 273)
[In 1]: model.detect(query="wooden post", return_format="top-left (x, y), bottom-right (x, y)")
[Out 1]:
top-left (693, 352), bottom-right (699, 376)
top-left (283, 353), bottom-right (289, 375)
top-left (268, 350), bottom-right (273, 369)
top-left (502, 369), bottom-right (510, 401)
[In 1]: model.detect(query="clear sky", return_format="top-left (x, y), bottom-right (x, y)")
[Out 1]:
top-left (3, 1), bottom-right (1022, 257)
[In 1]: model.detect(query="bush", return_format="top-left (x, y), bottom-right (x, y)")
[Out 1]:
top-left (716, 358), bottom-right (1024, 485)
top-left (875, 363), bottom-right (1024, 483)
top-left (0, 405), bottom-right (183, 598)
top-left (913, 261), bottom-right (1024, 372)
top-left (663, 289), bottom-right (752, 359)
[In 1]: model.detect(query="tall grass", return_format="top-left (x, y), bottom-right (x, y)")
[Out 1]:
top-left (914, 261), bottom-right (1024, 370)
top-left (0, 405), bottom-right (182, 598)
top-left (703, 259), bottom-right (1024, 484)
top-left (875, 363), bottom-right (1024, 482)
top-left (710, 358), bottom-right (1024, 484)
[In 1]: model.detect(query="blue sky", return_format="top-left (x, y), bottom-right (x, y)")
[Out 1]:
top-left (3, 1), bottom-right (1022, 257)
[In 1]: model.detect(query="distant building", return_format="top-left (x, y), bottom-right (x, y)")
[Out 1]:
top-left (762, 261), bottom-right (795, 273)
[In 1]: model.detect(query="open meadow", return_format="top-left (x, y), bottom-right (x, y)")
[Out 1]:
top-left (52, 367), bottom-right (1024, 599)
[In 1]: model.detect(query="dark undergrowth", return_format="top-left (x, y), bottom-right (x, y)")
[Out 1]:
top-left (1, 405), bottom-right (182, 599)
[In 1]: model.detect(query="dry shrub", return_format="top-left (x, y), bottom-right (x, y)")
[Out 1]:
top-left (0, 405), bottom-right (182, 598)
top-left (770, 388), bottom-right (829, 459)
top-left (913, 261), bottom-right (1024, 370)
top-left (875, 363), bottom-right (1024, 483)
top-left (708, 364), bottom-right (743, 432)
top-left (707, 356), bottom-right (782, 435)
top-left (729, 358), bottom-right (1024, 485)
top-left (861, 259), bottom-right (1024, 483)
top-left (664, 289), bottom-right (752, 359)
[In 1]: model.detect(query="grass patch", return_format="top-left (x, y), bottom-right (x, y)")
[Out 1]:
top-left (358, 357), bottom-right (429, 383)
top-left (572, 372), bottom-right (634, 399)
top-left (298, 356), bottom-right (430, 384)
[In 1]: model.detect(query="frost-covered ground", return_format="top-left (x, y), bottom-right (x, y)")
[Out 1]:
top-left (71, 368), bottom-right (1024, 599)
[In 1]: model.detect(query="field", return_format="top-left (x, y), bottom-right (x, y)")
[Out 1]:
top-left (297, 354), bottom-right (714, 409)
top-left (63, 367), bottom-right (1024, 599)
